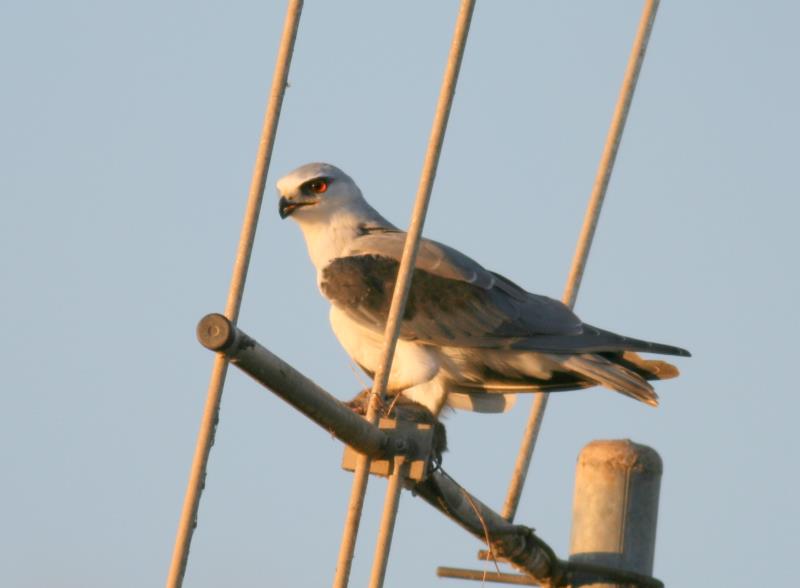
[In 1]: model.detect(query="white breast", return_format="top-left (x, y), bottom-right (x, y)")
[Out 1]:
top-left (329, 306), bottom-right (439, 390)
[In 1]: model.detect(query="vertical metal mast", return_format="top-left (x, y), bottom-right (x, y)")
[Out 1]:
top-left (166, 2), bottom-right (304, 585)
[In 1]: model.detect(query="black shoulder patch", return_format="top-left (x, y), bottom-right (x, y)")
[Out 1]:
top-left (321, 255), bottom-right (415, 320)
top-left (321, 254), bottom-right (493, 329)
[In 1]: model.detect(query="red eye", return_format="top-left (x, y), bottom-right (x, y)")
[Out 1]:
top-left (309, 180), bottom-right (328, 194)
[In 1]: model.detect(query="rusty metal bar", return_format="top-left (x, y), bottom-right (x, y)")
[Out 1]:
top-left (166, 2), bottom-right (303, 586)
top-left (196, 317), bottom-right (559, 580)
top-left (334, 2), bottom-right (476, 586)
top-left (195, 314), bottom-right (397, 457)
top-left (414, 471), bottom-right (559, 581)
top-left (501, 0), bottom-right (661, 523)
top-left (196, 316), bottom-right (663, 588)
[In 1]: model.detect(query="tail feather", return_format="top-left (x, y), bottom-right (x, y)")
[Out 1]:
top-left (618, 351), bottom-right (680, 380)
top-left (555, 353), bottom-right (659, 406)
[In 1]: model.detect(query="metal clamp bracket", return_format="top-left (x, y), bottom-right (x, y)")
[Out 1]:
top-left (342, 418), bottom-right (435, 481)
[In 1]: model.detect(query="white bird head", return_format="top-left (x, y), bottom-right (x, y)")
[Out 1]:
top-left (276, 162), bottom-right (364, 222)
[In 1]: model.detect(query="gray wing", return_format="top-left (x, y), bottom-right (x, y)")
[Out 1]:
top-left (324, 229), bottom-right (690, 356)
top-left (343, 228), bottom-right (496, 288)
top-left (325, 230), bottom-right (577, 346)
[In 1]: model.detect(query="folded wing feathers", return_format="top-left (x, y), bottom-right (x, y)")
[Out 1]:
top-left (326, 233), bottom-right (686, 410)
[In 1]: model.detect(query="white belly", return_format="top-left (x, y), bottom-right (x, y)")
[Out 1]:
top-left (329, 306), bottom-right (439, 390)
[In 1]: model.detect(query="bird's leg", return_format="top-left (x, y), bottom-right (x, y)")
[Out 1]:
top-left (388, 396), bottom-right (448, 467)
top-left (344, 388), bottom-right (376, 416)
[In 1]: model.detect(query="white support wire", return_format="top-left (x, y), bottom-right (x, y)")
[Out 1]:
top-left (332, 2), bottom-right (476, 586)
top-left (166, 1), bottom-right (304, 586)
top-left (500, 0), bottom-right (661, 523)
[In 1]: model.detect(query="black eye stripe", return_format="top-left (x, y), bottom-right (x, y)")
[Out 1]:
top-left (302, 177), bottom-right (332, 194)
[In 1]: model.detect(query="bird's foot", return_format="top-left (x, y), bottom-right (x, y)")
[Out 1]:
top-left (344, 389), bottom-right (448, 465)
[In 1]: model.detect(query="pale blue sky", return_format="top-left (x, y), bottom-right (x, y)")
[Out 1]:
top-left (1, 1), bottom-right (798, 586)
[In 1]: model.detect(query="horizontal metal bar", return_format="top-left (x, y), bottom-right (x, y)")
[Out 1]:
top-left (197, 313), bottom-right (391, 458)
top-left (437, 567), bottom-right (538, 585)
top-left (196, 315), bottom-right (663, 587)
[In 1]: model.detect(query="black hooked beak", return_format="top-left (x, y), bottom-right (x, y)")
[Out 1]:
top-left (278, 196), bottom-right (315, 219)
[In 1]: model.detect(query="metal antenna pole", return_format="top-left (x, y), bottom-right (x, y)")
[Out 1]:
top-left (332, 2), bottom-right (475, 586)
top-left (501, 0), bottom-right (661, 523)
top-left (569, 440), bottom-right (663, 587)
top-left (166, 2), bottom-right (303, 585)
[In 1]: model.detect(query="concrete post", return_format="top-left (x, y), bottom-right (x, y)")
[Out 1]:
top-left (568, 439), bottom-right (662, 587)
